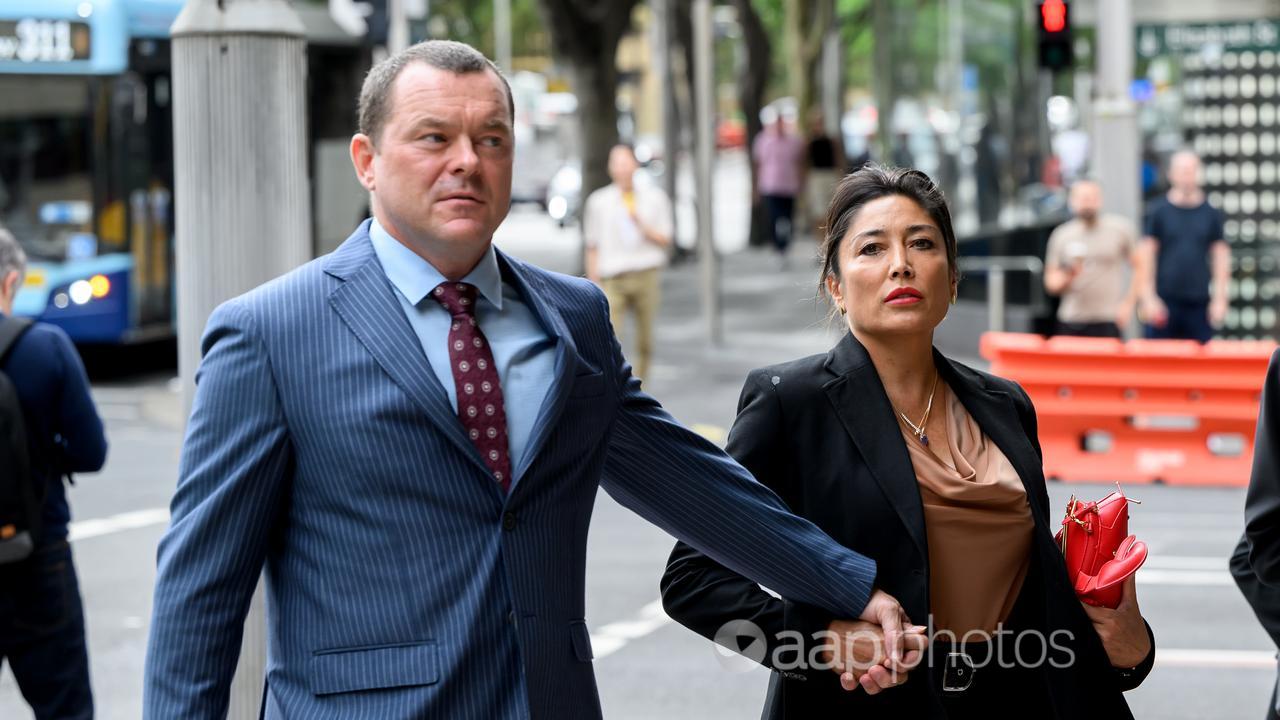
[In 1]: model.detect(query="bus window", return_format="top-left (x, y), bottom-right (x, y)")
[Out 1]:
top-left (0, 76), bottom-right (94, 261)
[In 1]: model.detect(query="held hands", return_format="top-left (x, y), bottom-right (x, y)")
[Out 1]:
top-left (1080, 575), bottom-right (1151, 669)
top-left (821, 619), bottom-right (928, 694)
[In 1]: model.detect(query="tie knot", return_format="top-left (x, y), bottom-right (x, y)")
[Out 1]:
top-left (431, 282), bottom-right (479, 317)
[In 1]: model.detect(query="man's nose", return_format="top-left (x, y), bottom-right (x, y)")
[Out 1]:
top-left (449, 137), bottom-right (480, 175)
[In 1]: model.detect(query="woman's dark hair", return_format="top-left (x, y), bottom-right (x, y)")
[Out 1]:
top-left (819, 163), bottom-right (959, 304)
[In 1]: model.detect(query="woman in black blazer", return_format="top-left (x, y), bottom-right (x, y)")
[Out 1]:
top-left (661, 165), bottom-right (1155, 719)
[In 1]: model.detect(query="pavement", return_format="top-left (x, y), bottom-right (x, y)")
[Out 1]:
top-left (1, 207), bottom-right (1276, 719)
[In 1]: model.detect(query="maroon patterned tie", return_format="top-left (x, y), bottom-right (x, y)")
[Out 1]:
top-left (431, 282), bottom-right (512, 494)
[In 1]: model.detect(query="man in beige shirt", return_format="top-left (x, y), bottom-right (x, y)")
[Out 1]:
top-left (584, 144), bottom-right (673, 381)
top-left (1043, 180), bottom-right (1141, 338)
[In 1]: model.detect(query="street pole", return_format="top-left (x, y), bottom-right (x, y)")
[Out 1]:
top-left (1092, 0), bottom-right (1139, 227)
top-left (872, 0), bottom-right (894, 162)
top-left (494, 0), bottom-right (512, 72)
top-left (651, 0), bottom-right (679, 250)
top-left (821, 27), bottom-right (841, 139)
top-left (170, 1), bottom-right (310, 715)
top-left (693, 0), bottom-right (721, 345)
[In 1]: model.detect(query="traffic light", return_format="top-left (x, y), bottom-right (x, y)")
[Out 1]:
top-left (1037, 0), bottom-right (1073, 72)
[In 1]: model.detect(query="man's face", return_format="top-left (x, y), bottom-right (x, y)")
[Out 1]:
top-left (355, 63), bottom-right (513, 254)
top-left (1069, 182), bottom-right (1102, 222)
top-left (1168, 153), bottom-right (1201, 193)
top-left (608, 146), bottom-right (638, 189)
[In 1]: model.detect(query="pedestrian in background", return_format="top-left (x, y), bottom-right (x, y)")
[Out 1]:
top-left (584, 143), bottom-right (673, 382)
top-left (0, 227), bottom-right (107, 720)
top-left (1043, 179), bottom-right (1141, 338)
top-left (805, 111), bottom-right (844, 240)
top-left (1138, 150), bottom-right (1231, 342)
top-left (753, 111), bottom-right (806, 268)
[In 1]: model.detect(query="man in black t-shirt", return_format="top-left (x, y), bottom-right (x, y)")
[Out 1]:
top-left (1138, 150), bottom-right (1230, 343)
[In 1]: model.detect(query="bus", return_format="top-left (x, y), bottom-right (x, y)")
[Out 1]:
top-left (3, 0), bottom-right (369, 344)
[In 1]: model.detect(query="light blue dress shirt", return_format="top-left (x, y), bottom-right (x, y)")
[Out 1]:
top-left (369, 219), bottom-right (557, 482)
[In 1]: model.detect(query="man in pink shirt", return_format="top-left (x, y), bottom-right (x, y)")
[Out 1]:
top-left (752, 115), bottom-right (807, 267)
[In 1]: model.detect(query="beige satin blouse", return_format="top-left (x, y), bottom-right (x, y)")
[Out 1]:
top-left (899, 383), bottom-right (1035, 636)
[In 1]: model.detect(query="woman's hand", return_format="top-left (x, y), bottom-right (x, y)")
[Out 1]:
top-left (820, 619), bottom-right (928, 694)
top-left (1080, 575), bottom-right (1152, 669)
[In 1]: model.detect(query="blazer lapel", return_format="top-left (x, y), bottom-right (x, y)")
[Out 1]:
top-left (496, 251), bottom-right (582, 485)
top-left (936, 352), bottom-right (1050, 524)
top-left (324, 231), bottom-right (498, 487)
top-left (822, 333), bottom-right (929, 562)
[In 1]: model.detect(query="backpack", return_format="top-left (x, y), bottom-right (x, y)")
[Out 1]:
top-left (0, 316), bottom-right (38, 564)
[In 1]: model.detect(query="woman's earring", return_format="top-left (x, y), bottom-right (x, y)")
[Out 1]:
top-left (951, 290), bottom-right (958, 305)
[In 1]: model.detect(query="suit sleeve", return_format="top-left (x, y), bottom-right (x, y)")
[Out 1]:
top-left (1246, 350), bottom-right (1280, 586)
top-left (595, 292), bottom-right (877, 627)
top-left (661, 370), bottom-right (837, 676)
top-left (143, 300), bottom-right (293, 719)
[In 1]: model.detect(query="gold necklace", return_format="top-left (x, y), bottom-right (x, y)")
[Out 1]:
top-left (898, 371), bottom-right (939, 446)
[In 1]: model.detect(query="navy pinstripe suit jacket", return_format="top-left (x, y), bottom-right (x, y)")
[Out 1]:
top-left (144, 221), bottom-right (878, 719)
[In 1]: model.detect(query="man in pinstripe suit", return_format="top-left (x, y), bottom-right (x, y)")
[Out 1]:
top-left (144, 41), bottom-right (904, 719)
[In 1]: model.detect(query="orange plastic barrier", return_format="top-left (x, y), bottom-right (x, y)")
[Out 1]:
top-left (980, 332), bottom-right (1277, 486)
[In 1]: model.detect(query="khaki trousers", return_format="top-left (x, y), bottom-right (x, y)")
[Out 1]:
top-left (601, 267), bottom-right (661, 381)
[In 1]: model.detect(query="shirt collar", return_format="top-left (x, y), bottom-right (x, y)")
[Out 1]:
top-left (369, 218), bottom-right (503, 311)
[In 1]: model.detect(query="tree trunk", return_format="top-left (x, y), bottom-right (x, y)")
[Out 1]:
top-left (535, 0), bottom-right (641, 208)
top-left (569, 61), bottom-right (622, 204)
top-left (732, 0), bottom-right (771, 247)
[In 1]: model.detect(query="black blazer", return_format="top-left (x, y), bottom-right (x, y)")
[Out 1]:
top-left (661, 333), bottom-right (1154, 718)
top-left (1246, 349), bottom-right (1280, 586)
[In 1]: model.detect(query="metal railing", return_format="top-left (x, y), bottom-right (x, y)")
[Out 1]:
top-left (957, 256), bottom-right (1046, 333)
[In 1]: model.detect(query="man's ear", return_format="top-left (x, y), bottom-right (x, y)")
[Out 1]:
top-left (2, 270), bottom-right (18, 303)
top-left (350, 133), bottom-right (377, 192)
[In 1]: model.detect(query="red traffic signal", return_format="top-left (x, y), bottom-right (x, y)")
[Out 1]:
top-left (1041, 0), bottom-right (1067, 34)
top-left (1037, 0), bottom-right (1073, 72)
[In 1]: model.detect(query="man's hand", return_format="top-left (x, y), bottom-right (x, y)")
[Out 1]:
top-left (1080, 575), bottom-right (1151, 669)
top-left (1139, 294), bottom-right (1168, 328)
top-left (1209, 297), bottom-right (1229, 328)
top-left (820, 619), bottom-right (927, 694)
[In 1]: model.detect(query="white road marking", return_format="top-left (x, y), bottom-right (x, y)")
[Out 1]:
top-left (68, 508), bottom-right (169, 541)
top-left (590, 600), bottom-right (672, 660)
top-left (1156, 649), bottom-right (1276, 669)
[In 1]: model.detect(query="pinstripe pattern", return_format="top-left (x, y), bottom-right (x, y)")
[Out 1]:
top-left (143, 221), bottom-right (878, 719)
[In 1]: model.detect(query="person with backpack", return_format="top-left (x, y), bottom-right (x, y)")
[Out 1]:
top-left (0, 226), bottom-right (107, 720)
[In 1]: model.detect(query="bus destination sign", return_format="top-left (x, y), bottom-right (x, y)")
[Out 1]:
top-left (0, 19), bottom-right (92, 63)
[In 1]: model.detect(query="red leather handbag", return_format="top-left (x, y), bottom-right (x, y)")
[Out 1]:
top-left (1054, 489), bottom-right (1148, 609)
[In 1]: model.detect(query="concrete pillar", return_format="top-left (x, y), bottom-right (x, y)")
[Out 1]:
top-left (170, 1), bottom-right (310, 715)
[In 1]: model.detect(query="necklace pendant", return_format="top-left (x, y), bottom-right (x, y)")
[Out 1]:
top-left (919, 433), bottom-right (929, 446)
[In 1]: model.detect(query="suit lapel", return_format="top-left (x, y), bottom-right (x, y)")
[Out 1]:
top-left (324, 230), bottom-right (498, 488)
top-left (822, 333), bottom-right (929, 562)
top-left (936, 352), bottom-right (1050, 524)
top-left (496, 251), bottom-right (581, 486)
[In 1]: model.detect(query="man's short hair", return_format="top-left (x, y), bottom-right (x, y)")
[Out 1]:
top-left (0, 226), bottom-right (26, 284)
top-left (358, 40), bottom-right (513, 146)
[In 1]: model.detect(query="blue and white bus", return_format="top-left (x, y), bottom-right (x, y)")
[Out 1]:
top-left (4, 0), bottom-right (368, 344)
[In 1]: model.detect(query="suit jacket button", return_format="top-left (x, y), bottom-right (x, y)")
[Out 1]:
top-left (502, 512), bottom-right (517, 531)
